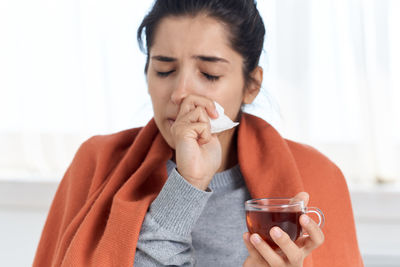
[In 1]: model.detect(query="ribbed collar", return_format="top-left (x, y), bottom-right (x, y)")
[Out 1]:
top-left (166, 160), bottom-right (244, 192)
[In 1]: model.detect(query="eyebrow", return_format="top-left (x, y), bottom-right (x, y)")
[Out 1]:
top-left (151, 55), bottom-right (176, 62)
top-left (193, 55), bottom-right (229, 64)
top-left (151, 55), bottom-right (229, 64)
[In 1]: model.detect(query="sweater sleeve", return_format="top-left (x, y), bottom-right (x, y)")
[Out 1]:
top-left (134, 168), bottom-right (212, 266)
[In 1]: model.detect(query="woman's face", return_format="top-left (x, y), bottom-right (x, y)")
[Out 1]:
top-left (147, 15), bottom-right (256, 148)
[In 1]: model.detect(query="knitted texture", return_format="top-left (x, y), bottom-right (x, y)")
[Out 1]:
top-left (33, 114), bottom-right (364, 267)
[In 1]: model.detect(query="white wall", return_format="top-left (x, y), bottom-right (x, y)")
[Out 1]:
top-left (350, 185), bottom-right (400, 267)
top-left (0, 181), bottom-right (56, 267)
top-left (0, 181), bottom-right (399, 267)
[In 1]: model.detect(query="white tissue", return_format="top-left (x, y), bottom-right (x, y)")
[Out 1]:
top-left (210, 102), bottom-right (239, 133)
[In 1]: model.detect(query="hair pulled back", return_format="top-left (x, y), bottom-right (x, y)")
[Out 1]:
top-left (137, 0), bottom-right (265, 85)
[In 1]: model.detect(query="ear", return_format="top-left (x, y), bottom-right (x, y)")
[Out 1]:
top-left (243, 66), bottom-right (263, 104)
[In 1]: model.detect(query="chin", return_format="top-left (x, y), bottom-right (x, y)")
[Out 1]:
top-left (161, 124), bottom-right (175, 149)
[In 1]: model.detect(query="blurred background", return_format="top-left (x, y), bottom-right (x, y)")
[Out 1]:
top-left (0, 0), bottom-right (399, 266)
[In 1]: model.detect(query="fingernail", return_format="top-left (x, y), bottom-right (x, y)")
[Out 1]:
top-left (301, 215), bottom-right (310, 225)
top-left (272, 227), bottom-right (282, 238)
top-left (213, 108), bottom-right (219, 117)
top-left (251, 234), bottom-right (261, 244)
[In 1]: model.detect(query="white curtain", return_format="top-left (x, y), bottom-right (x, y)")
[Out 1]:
top-left (0, 0), bottom-right (399, 184)
top-left (254, 0), bottom-right (400, 184)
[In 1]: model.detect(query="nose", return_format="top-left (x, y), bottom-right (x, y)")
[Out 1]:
top-left (170, 72), bottom-right (191, 105)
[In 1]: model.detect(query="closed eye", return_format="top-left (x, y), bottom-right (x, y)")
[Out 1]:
top-left (202, 72), bottom-right (220, 82)
top-left (157, 70), bottom-right (175, 77)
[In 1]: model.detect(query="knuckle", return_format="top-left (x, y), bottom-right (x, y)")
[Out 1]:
top-left (307, 218), bottom-right (319, 231)
top-left (205, 121), bottom-right (211, 130)
top-left (180, 105), bottom-right (190, 115)
top-left (194, 106), bottom-right (202, 112)
top-left (272, 260), bottom-right (285, 267)
top-left (180, 97), bottom-right (190, 107)
top-left (199, 106), bottom-right (208, 116)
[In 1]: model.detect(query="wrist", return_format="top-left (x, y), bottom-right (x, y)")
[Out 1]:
top-left (176, 168), bottom-right (212, 191)
top-left (150, 168), bottom-right (213, 236)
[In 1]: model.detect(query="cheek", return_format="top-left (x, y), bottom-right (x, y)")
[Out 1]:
top-left (148, 80), bottom-right (171, 108)
top-left (215, 80), bottom-right (245, 120)
top-left (223, 97), bottom-right (243, 121)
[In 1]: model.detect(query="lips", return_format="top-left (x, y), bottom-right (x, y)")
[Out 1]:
top-left (167, 118), bottom-right (175, 126)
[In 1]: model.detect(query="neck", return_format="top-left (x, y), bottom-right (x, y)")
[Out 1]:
top-left (216, 128), bottom-right (238, 172)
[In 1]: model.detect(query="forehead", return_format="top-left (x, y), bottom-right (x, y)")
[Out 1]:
top-left (150, 15), bottom-right (240, 60)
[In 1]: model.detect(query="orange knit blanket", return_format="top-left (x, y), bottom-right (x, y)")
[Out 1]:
top-left (34, 113), bottom-right (363, 266)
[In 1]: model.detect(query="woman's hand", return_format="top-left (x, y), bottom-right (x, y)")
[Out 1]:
top-left (243, 192), bottom-right (325, 267)
top-left (171, 95), bottom-right (221, 190)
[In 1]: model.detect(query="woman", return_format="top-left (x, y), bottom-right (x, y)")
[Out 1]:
top-left (34, 1), bottom-right (364, 266)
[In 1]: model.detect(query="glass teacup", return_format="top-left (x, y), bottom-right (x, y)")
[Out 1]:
top-left (245, 198), bottom-right (325, 248)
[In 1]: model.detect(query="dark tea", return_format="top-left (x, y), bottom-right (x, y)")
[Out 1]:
top-left (246, 210), bottom-right (302, 248)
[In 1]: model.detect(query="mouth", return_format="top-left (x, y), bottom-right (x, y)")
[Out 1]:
top-left (167, 118), bottom-right (175, 126)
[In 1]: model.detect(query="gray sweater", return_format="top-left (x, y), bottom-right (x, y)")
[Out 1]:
top-left (134, 160), bottom-right (251, 266)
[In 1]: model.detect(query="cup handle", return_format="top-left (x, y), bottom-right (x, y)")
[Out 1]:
top-left (304, 207), bottom-right (325, 228)
top-left (301, 207), bottom-right (325, 237)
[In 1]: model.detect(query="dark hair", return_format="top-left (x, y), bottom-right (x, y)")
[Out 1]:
top-left (137, 0), bottom-right (265, 86)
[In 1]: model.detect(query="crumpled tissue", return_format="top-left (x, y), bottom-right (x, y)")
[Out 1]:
top-left (209, 101), bottom-right (239, 133)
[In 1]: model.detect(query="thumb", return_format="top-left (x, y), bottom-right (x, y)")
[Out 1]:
top-left (291, 191), bottom-right (310, 206)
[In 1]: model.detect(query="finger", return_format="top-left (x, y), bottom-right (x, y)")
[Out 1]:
top-left (269, 227), bottom-right (304, 265)
top-left (291, 192), bottom-right (309, 206)
top-left (243, 233), bottom-right (265, 263)
top-left (179, 106), bottom-right (210, 124)
top-left (196, 123), bottom-right (212, 145)
top-left (299, 214), bottom-right (325, 255)
top-left (174, 122), bottom-right (212, 145)
top-left (173, 108), bottom-right (212, 145)
top-left (249, 233), bottom-right (285, 266)
top-left (179, 95), bottom-right (218, 119)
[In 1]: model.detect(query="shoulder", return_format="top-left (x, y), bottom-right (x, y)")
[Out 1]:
top-left (66, 127), bottom-right (144, 196)
top-left (283, 143), bottom-right (362, 265)
top-left (73, 126), bottom-right (144, 176)
top-left (81, 127), bottom-right (143, 155)
top-left (285, 139), bottom-right (338, 172)
top-left (285, 139), bottom-right (348, 194)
